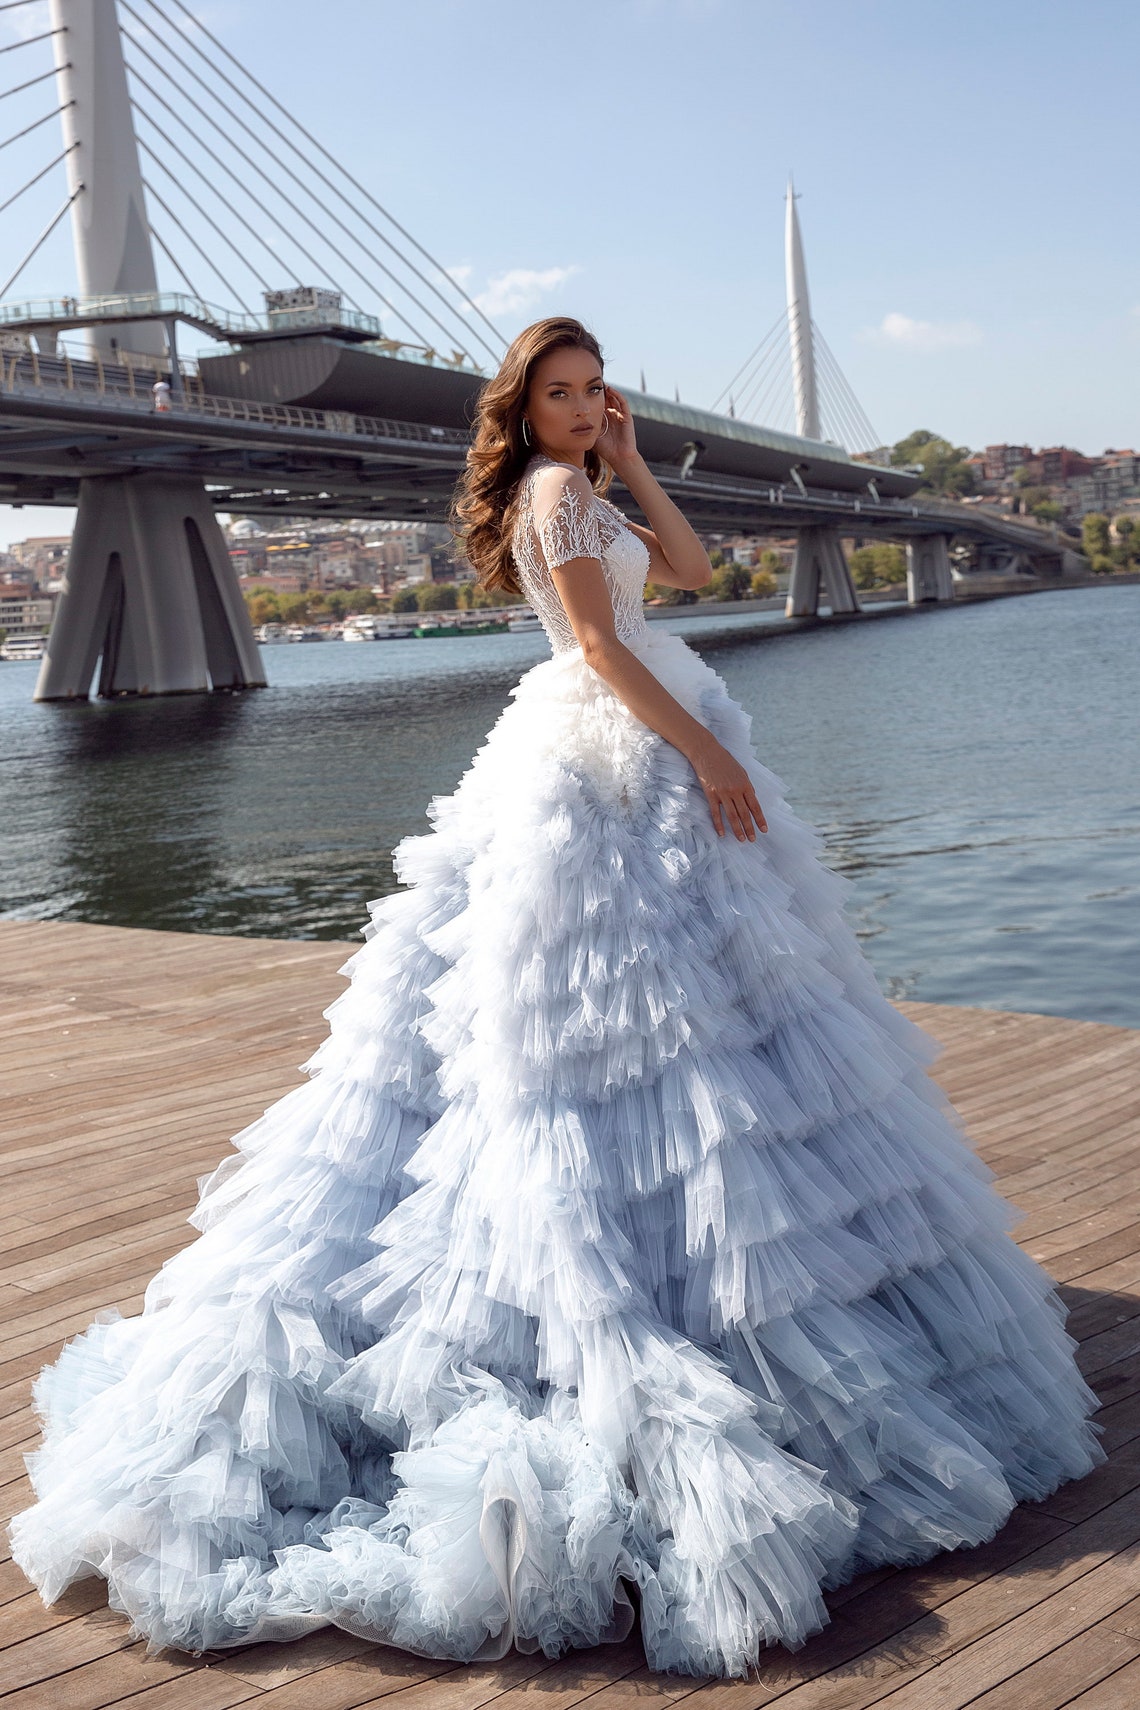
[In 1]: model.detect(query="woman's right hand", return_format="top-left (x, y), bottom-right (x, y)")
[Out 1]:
top-left (687, 736), bottom-right (768, 840)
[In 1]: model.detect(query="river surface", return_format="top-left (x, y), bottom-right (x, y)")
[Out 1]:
top-left (2, 586), bottom-right (1137, 1028)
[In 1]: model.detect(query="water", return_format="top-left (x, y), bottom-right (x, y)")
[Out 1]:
top-left (2, 587), bottom-right (1137, 1028)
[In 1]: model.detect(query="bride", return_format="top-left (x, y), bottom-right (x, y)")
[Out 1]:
top-left (9, 316), bottom-right (1102, 1680)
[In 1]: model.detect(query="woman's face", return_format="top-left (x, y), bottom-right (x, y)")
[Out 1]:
top-left (525, 345), bottom-right (606, 464)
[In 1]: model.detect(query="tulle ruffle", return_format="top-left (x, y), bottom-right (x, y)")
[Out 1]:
top-left (8, 629), bottom-right (1103, 1677)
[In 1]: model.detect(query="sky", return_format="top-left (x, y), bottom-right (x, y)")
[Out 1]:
top-left (1, 0), bottom-right (1137, 548)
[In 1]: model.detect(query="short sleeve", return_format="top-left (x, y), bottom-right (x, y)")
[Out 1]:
top-left (533, 469), bottom-right (603, 571)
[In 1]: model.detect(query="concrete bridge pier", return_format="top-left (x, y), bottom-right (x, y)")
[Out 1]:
top-left (35, 475), bottom-right (266, 700)
top-left (785, 526), bottom-right (862, 616)
top-left (905, 534), bottom-right (955, 604)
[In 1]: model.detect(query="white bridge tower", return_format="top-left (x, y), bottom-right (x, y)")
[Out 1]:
top-left (36, 0), bottom-right (265, 700)
top-left (782, 179), bottom-right (862, 620)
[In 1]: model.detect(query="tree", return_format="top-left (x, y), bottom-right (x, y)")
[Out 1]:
top-left (1030, 499), bottom-right (1063, 525)
top-left (707, 564), bottom-right (753, 601)
top-left (277, 592), bottom-right (310, 624)
top-left (889, 430), bottom-right (976, 499)
top-left (391, 587), bottom-right (420, 612)
top-left (849, 544), bottom-right (907, 587)
top-left (1082, 514), bottom-right (1110, 561)
top-left (750, 569), bottom-right (778, 597)
top-left (458, 582), bottom-right (500, 610)
top-left (416, 582), bottom-right (458, 612)
top-left (245, 588), bottom-right (280, 626)
top-left (345, 587), bottom-right (379, 613)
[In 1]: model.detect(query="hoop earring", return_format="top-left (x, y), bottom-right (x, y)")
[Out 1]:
top-left (521, 418), bottom-right (532, 446)
top-left (598, 414), bottom-right (610, 437)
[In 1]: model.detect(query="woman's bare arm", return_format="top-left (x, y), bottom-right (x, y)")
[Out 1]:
top-left (599, 387), bottom-right (711, 591)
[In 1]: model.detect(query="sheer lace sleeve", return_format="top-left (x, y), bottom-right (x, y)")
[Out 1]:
top-left (531, 466), bottom-right (604, 571)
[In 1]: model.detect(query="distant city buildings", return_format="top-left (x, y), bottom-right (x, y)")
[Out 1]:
top-left (972, 444), bottom-right (1138, 520)
top-left (1, 436), bottom-right (1135, 645)
top-left (216, 516), bottom-right (472, 600)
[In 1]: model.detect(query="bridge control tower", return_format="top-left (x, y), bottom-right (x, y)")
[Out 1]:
top-left (37, 0), bottom-right (264, 700)
top-left (782, 181), bottom-right (863, 620)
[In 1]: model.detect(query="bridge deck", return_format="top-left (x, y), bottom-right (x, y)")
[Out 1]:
top-left (0, 919), bottom-right (1137, 1710)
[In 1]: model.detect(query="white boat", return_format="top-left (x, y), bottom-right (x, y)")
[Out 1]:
top-left (254, 622), bottom-right (287, 643)
top-left (284, 625), bottom-right (326, 642)
top-left (506, 607), bottom-right (543, 633)
top-left (342, 615), bottom-right (382, 641)
top-left (0, 635), bottom-right (46, 662)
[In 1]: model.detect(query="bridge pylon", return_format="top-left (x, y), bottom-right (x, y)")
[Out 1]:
top-left (36, 476), bottom-right (266, 700)
top-left (904, 535), bottom-right (955, 604)
top-left (785, 526), bottom-right (861, 617)
top-left (784, 180), bottom-right (861, 619)
top-left (37, 0), bottom-right (265, 699)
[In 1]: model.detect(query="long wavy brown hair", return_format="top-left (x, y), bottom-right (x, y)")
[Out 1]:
top-left (452, 316), bottom-right (613, 594)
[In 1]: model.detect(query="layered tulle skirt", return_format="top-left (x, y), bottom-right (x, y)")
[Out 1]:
top-left (8, 629), bottom-right (1103, 1678)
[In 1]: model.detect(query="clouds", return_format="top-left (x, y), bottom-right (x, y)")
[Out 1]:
top-left (1, 1), bottom-right (50, 43)
top-left (448, 265), bottom-right (579, 320)
top-left (863, 312), bottom-right (983, 353)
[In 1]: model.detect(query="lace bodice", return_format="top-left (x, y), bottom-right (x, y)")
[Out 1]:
top-left (510, 455), bottom-right (650, 654)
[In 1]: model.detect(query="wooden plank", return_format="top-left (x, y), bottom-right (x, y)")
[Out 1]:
top-left (1062, 1656), bottom-right (1140, 1709)
top-left (907, 1624), bottom-right (1139, 1710)
top-left (0, 920), bottom-right (1137, 1710)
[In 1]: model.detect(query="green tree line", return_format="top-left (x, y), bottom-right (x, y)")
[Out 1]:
top-left (1081, 514), bottom-right (1140, 575)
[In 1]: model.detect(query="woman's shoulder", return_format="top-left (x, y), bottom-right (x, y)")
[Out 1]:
top-left (522, 457), bottom-right (596, 522)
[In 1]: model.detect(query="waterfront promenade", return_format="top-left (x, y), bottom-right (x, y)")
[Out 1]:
top-left (0, 918), bottom-right (1138, 1709)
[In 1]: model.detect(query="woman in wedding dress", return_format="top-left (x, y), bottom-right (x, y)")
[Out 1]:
top-left (10, 316), bottom-right (1102, 1680)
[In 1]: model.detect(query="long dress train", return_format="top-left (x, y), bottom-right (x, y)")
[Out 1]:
top-left (8, 453), bottom-right (1103, 1679)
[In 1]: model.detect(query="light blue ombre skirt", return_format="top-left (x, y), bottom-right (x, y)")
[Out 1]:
top-left (9, 630), bottom-right (1103, 1678)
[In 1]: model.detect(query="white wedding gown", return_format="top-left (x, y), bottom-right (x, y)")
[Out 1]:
top-left (9, 454), bottom-right (1103, 1679)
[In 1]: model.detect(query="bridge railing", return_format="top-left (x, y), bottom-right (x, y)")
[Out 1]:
top-left (0, 348), bottom-right (1077, 553)
top-left (0, 346), bottom-right (471, 448)
top-left (0, 290), bottom-right (384, 341)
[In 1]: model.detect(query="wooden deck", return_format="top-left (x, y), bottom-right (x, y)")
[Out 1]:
top-left (1, 917), bottom-right (1138, 1710)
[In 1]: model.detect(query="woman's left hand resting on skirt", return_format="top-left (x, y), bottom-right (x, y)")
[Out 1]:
top-left (549, 433), bottom-right (768, 843)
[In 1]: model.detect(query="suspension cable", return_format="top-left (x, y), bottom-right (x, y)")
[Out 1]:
top-left (733, 338), bottom-right (789, 420)
top-left (813, 323), bottom-right (879, 452)
top-left (125, 45), bottom-right (405, 323)
top-left (0, 141), bottom-right (76, 218)
top-left (1, 100), bottom-right (73, 153)
top-left (134, 128), bottom-right (275, 293)
top-left (124, 32), bottom-right (381, 317)
top-left (148, 224), bottom-right (203, 302)
top-left (0, 63), bottom-right (67, 102)
top-left (141, 176), bottom-right (253, 313)
top-left (709, 310), bottom-right (786, 413)
top-left (742, 341), bottom-right (795, 427)
top-left (0, 27), bottom-right (62, 53)
top-left (122, 12), bottom-right (474, 356)
top-left (735, 330), bottom-right (791, 421)
top-left (815, 342), bottom-right (867, 452)
top-left (820, 331), bottom-right (880, 451)
top-left (0, 1), bottom-right (47, 11)
top-left (0, 183), bottom-right (82, 297)
top-left (157, 0), bottom-right (504, 357)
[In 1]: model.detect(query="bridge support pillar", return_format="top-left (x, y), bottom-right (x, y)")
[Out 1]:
top-left (785, 526), bottom-right (861, 617)
top-left (905, 535), bottom-right (955, 604)
top-left (35, 475), bottom-right (267, 701)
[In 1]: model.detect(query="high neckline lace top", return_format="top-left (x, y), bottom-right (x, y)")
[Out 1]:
top-left (510, 455), bottom-right (651, 654)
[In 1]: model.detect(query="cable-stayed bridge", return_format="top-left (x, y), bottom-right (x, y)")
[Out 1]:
top-left (0, 0), bottom-right (1078, 700)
